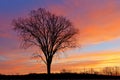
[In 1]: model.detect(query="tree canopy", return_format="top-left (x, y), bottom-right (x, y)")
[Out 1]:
top-left (13, 8), bottom-right (79, 74)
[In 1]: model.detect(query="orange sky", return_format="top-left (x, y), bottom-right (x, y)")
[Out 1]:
top-left (0, 0), bottom-right (120, 75)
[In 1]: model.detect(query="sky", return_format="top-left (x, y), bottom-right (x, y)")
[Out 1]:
top-left (0, 0), bottom-right (120, 75)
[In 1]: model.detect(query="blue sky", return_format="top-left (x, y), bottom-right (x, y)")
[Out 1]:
top-left (0, 0), bottom-right (120, 74)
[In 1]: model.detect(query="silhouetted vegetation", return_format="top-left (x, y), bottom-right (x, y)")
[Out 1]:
top-left (13, 8), bottom-right (79, 75)
top-left (102, 66), bottom-right (120, 76)
top-left (0, 73), bottom-right (120, 80)
top-left (1, 66), bottom-right (120, 79)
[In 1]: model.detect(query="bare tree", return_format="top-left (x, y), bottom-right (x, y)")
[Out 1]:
top-left (102, 67), bottom-right (113, 75)
top-left (13, 8), bottom-right (78, 74)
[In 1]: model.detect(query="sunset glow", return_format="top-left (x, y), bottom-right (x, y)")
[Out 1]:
top-left (0, 0), bottom-right (120, 75)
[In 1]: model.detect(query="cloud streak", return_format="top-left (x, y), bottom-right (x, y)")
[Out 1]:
top-left (0, 0), bottom-right (120, 74)
top-left (1, 50), bottom-right (120, 74)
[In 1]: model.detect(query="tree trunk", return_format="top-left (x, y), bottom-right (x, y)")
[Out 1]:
top-left (47, 57), bottom-right (52, 75)
top-left (47, 62), bottom-right (51, 75)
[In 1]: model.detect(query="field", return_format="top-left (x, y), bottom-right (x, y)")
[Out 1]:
top-left (0, 73), bottom-right (120, 80)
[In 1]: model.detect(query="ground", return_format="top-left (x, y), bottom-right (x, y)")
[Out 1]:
top-left (0, 73), bottom-right (120, 80)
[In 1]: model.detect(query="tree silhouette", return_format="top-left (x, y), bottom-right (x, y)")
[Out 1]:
top-left (102, 66), bottom-right (120, 76)
top-left (102, 67), bottom-right (113, 75)
top-left (13, 8), bottom-right (78, 74)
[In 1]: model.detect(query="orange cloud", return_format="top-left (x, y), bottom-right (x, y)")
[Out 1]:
top-left (51, 50), bottom-right (120, 72)
top-left (49, 0), bottom-right (120, 45)
top-left (1, 50), bottom-right (120, 74)
top-left (79, 17), bottom-right (120, 45)
top-left (1, 0), bottom-right (120, 75)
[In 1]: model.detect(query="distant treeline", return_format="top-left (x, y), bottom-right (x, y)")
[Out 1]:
top-left (60, 66), bottom-right (120, 76)
top-left (1, 66), bottom-right (120, 79)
